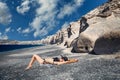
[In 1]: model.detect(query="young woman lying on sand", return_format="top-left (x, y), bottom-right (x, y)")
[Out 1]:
top-left (26, 54), bottom-right (78, 70)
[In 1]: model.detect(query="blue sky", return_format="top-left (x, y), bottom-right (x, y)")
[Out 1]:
top-left (0, 0), bottom-right (108, 41)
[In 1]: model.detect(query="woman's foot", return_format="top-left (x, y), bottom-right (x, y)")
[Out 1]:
top-left (25, 65), bottom-right (32, 70)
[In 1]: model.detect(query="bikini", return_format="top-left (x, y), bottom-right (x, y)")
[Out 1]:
top-left (43, 57), bottom-right (60, 64)
top-left (52, 57), bottom-right (60, 62)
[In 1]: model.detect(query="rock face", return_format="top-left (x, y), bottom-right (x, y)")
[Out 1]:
top-left (41, 0), bottom-right (120, 54)
top-left (40, 21), bottom-right (80, 48)
top-left (97, 0), bottom-right (120, 18)
top-left (72, 0), bottom-right (120, 54)
top-left (71, 36), bottom-right (93, 53)
top-left (94, 31), bottom-right (120, 54)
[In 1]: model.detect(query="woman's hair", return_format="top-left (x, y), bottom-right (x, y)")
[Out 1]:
top-left (61, 55), bottom-right (68, 61)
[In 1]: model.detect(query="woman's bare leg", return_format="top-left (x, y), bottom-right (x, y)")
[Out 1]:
top-left (25, 54), bottom-right (44, 70)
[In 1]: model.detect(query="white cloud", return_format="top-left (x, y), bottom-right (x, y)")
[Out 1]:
top-left (57, 0), bottom-right (84, 19)
top-left (0, 2), bottom-right (12, 25)
top-left (17, 27), bottom-right (22, 33)
top-left (30, 0), bottom-right (58, 37)
top-left (17, 27), bottom-right (31, 34)
top-left (30, 0), bottom-right (85, 38)
top-left (5, 27), bottom-right (11, 33)
top-left (16, 0), bottom-right (30, 15)
top-left (34, 27), bottom-right (48, 37)
top-left (22, 28), bottom-right (31, 34)
top-left (0, 32), bottom-right (2, 35)
top-left (0, 32), bottom-right (8, 40)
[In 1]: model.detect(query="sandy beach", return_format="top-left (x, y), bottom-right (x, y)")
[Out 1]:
top-left (0, 45), bottom-right (120, 80)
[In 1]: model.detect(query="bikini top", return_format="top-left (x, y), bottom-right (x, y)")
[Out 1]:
top-left (53, 57), bottom-right (60, 62)
top-left (53, 56), bottom-right (68, 62)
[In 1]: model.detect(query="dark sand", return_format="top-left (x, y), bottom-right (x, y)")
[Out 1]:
top-left (0, 45), bottom-right (120, 80)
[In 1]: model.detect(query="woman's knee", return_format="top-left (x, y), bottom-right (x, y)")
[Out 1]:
top-left (33, 54), bottom-right (38, 57)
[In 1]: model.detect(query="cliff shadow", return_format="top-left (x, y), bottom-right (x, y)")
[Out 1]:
top-left (91, 31), bottom-right (120, 55)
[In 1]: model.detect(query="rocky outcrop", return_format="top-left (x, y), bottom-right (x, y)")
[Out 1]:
top-left (40, 0), bottom-right (120, 54)
top-left (94, 30), bottom-right (120, 54)
top-left (72, 0), bottom-right (120, 54)
top-left (40, 21), bottom-right (80, 48)
top-left (97, 0), bottom-right (120, 17)
top-left (71, 36), bottom-right (93, 53)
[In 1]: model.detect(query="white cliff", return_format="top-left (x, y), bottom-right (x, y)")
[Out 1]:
top-left (40, 0), bottom-right (120, 54)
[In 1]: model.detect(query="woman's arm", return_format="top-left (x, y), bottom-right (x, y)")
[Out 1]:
top-left (53, 61), bottom-right (68, 65)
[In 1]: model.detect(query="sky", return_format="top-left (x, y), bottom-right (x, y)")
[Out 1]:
top-left (0, 0), bottom-right (108, 41)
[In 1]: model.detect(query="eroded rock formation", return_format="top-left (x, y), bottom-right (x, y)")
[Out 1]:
top-left (40, 0), bottom-right (120, 54)
top-left (94, 30), bottom-right (120, 54)
top-left (72, 0), bottom-right (120, 54)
